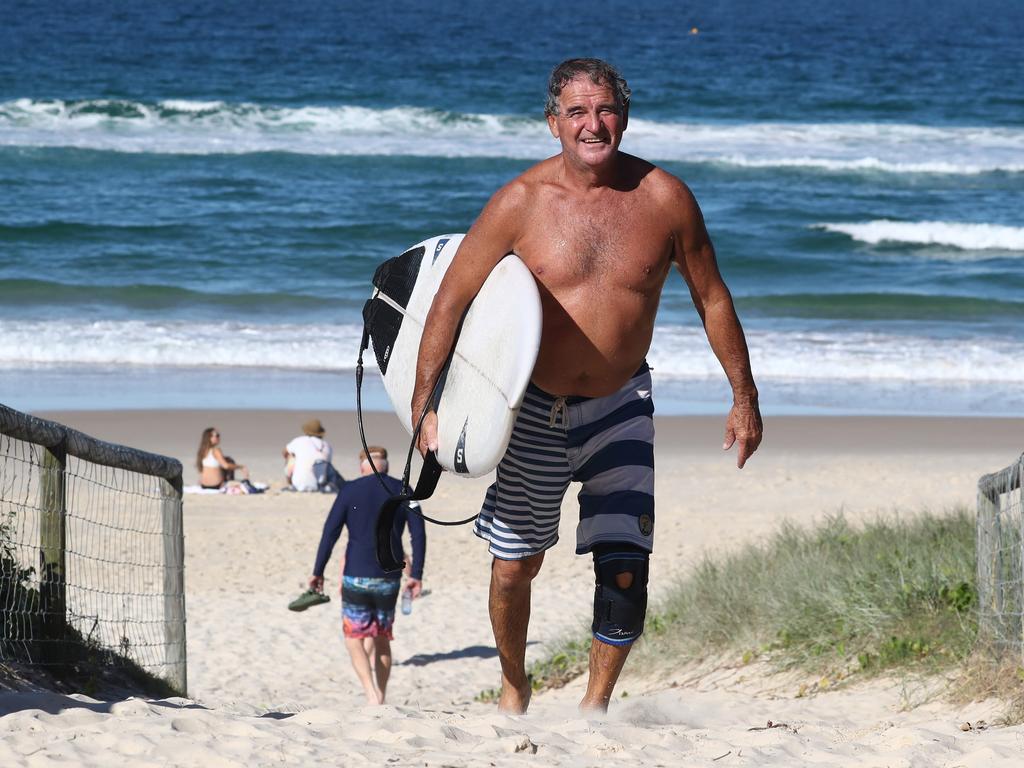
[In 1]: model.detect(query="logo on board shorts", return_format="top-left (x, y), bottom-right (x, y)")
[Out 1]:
top-left (638, 514), bottom-right (654, 536)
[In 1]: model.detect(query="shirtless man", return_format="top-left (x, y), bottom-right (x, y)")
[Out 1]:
top-left (412, 58), bottom-right (762, 714)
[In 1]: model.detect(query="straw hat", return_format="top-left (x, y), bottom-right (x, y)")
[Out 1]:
top-left (302, 418), bottom-right (326, 437)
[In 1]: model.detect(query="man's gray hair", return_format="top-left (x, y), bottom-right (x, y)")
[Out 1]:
top-left (544, 58), bottom-right (631, 117)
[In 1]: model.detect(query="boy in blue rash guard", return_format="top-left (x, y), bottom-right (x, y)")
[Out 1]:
top-left (308, 446), bottom-right (426, 705)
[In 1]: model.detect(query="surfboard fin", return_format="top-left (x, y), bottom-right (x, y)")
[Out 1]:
top-left (374, 452), bottom-right (444, 573)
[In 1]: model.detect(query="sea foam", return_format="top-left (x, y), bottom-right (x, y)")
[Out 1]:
top-left (1, 98), bottom-right (1021, 174)
top-left (0, 319), bottom-right (1020, 385)
top-left (816, 221), bottom-right (1024, 251)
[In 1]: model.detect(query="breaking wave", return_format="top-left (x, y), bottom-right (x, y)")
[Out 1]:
top-left (2, 98), bottom-right (1022, 174)
top-left (0, 319), bottom-right (1020, 385)
top-left (815, 220), bottom-right (1024, 251)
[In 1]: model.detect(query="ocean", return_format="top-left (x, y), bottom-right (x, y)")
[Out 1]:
top-left (1, 0), bottom-right (1021, 415)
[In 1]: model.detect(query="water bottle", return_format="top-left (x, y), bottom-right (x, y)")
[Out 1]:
top-left (401, 586), bottom-right (413, 615)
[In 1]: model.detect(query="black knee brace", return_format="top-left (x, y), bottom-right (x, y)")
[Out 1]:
top-left (592, 544), bottom-right (650, 646)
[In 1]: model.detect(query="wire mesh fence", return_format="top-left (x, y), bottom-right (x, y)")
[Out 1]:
top-left (976, 453), bottom-right (1024, 660)
top-left (0, 403), bottom-right (186, 694)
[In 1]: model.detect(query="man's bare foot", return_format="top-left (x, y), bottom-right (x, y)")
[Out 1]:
top-left (578, 695), bottom-right (610, 714)
top-left (497, 682), bottom-right (532, 714)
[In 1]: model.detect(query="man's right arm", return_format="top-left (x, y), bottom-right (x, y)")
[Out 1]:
top-left (412, 181), bottom-right (526, 455)
top-left (310, 489), bottom-right (348, 591)
top-left (283, 437), bottom-right (298, 459)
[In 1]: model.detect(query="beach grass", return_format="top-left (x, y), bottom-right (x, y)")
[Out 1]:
top-left (645, 510), bottom-right (977, 676)
top-left (521, 509), bottom-right (1024, 708)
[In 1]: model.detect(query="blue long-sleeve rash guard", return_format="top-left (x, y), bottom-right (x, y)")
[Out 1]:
top-left (313, 474), bottom-right (426, 580)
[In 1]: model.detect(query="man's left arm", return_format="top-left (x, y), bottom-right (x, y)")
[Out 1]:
top-left (670, 182), bottom-right (763, 468)
top-left (404, 501), bottom-right (427, 598)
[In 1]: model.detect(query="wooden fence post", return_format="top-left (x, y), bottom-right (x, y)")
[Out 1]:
top-left (39, 441), bottom-right (67, 664)
top-left (1019, 456), bottom-right (1024, 666)
top-left (161, 475), bottom-right (187, 695)
top-left (976, 481), bottom-right (997, 644)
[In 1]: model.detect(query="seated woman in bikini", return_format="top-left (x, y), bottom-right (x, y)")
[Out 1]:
top-left (196, 427), bottom-right (249, 489)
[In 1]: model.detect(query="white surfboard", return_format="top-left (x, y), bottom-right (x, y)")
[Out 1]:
top-left (363, 234), bottom-right (542, 478)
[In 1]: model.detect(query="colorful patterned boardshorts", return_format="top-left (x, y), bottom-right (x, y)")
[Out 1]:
top-left (341, 576), bottom-right (402, 638)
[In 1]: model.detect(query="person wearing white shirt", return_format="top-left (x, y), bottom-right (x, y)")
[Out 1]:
top-left (283, 418), bottom-right (342, 492)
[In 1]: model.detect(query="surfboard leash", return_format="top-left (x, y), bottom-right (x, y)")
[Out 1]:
top-left (355, 327), bottom-right (478, 513)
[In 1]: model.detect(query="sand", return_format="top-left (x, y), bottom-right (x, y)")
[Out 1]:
top-left (1, 408), bottom-right (1022, 766)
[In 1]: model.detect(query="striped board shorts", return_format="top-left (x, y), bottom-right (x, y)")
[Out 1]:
top-left (475, 363), bottom-right (655, 560)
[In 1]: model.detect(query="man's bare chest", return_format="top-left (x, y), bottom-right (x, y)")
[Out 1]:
top-left (518, 201), bottom-right (673, 289)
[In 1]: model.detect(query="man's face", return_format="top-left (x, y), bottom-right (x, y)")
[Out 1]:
top-left (547, 76), bottom-right (627, 169)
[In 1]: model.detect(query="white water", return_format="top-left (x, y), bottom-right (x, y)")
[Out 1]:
top-left (0, 319), bottom-right (1020, 385)
top-left (2, 99), bottom-right (1022, 174)
top-left (816, 220), bottom-right (1024, 251)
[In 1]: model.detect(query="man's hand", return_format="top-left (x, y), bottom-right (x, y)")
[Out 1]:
top-left (415, 410), bottom-right (438, 458)
top-left (405, 578), bottom-right (423, 599)
top-left (723, 399), bottom-right (763, 469)
top-left (308, 575), bottom-right (325, 593)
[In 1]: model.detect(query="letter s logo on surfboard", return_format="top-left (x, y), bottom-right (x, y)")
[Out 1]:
top-left (432, 238), bottom-right (450, 264)
top-left (454, 418), bottom-right (469, 474)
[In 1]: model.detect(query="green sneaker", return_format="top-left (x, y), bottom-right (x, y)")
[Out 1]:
top-left (288, 589), bottom-right (331, 612)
